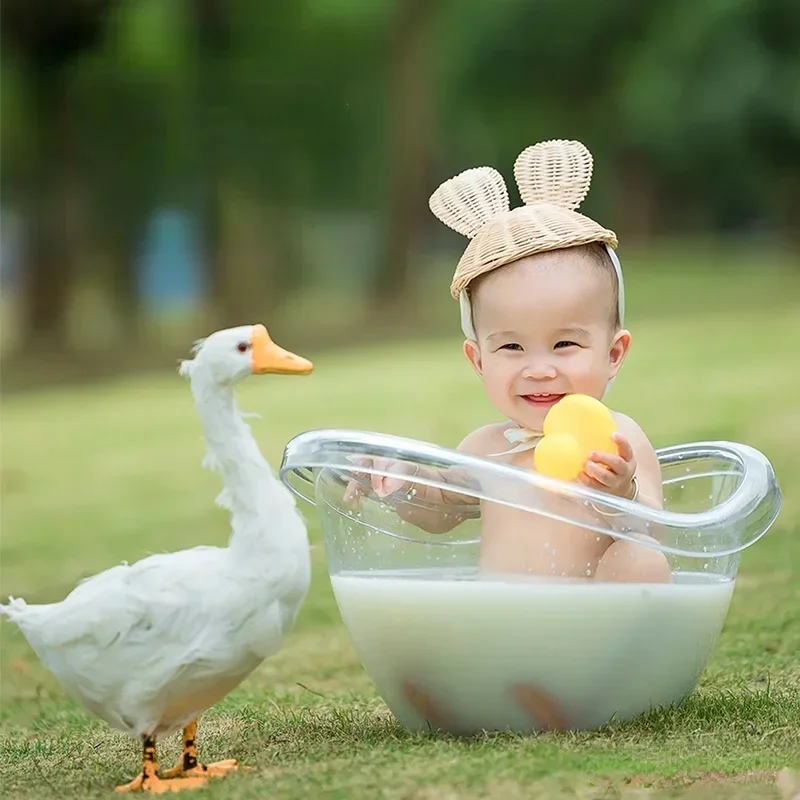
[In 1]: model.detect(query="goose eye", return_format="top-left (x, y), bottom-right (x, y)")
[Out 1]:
top-left (236, 342), bottom-right (249, 353)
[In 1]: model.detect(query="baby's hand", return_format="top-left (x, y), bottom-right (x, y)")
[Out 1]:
top-left (343, 457), bottom-right (417, 506)
top-left (579, 432), bottom-right (637, 499)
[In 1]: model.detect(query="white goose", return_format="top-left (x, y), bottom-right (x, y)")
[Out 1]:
top-left (1, 323), bottom-right (314, 794)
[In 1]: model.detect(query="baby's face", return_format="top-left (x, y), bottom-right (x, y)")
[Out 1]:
top-left (463, 249), bottom-right (630, 431)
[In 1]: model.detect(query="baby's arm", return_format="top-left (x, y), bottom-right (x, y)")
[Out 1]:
top-left (614, 413), bottom-right (664, 510)
top-left (579, 412), bottom-right (663, 510)
top-left (383, 464), bottom-right (480, 533)
top-left (343, 427), bottom-right (494, 534)
top-left (591, 414), bottom-right (673, 583)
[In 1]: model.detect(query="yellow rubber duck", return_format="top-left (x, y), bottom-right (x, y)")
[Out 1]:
top-left (534, 394), bottom-right (618, 482)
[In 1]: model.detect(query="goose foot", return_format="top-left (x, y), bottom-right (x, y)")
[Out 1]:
top-left (114, 732), bottom-right (213, 794)
top-left (115, 773), bottom-right (209, 794)
top-left (160, 718), bottom-right (239, 780)
top-left (161, 760), bottom-right (239, 779)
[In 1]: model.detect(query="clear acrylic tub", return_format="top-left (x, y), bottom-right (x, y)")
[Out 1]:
top-left (280, 430), bottom-right (781, 734)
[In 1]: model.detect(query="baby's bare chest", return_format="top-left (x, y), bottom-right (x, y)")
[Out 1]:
top-left (474, 440), bottom-right (611, 578)
top-left (478, 500), bottom-right (610, 578)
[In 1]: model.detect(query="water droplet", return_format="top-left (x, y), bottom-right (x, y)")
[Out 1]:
top-left (585, 568), bottom-right (592, 576)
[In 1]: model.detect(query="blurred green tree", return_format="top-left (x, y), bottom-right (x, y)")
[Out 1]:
top-left (374, 0), bottom-right (442, 306)
top-left (1, 0), bottom-right (114, 349)
top-left (1, 0), bottom-right (797, 371)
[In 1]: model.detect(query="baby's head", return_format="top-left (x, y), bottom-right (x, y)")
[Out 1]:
top-left (429, 139), bottom-right (630, 431)
top-left (463, 242), bottom-right (629, 431)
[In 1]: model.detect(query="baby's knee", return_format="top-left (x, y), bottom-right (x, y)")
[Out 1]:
top-left (594, 539), bottom-right (672, 584)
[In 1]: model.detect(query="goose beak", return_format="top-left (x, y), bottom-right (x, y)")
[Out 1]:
top-left (250, 325), bottom-right (314, 375)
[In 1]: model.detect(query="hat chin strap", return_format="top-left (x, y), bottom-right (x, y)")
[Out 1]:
top-left (459, 244), bottom-right (625, 399)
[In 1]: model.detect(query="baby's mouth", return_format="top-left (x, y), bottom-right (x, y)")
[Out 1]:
top-left (520, 393), bottom-right (565, 408)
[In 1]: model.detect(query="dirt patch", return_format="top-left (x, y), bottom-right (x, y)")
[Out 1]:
top-left (388, 770), bottom-right (794, 800)
top-left (389, 776), bottom-right (618, 800)
top-left (777, 769), bottom-right (800, 800)
top-left (619, 769), bottom-right (794, 798)
top-left (627, 769), bottom-right (776, 788)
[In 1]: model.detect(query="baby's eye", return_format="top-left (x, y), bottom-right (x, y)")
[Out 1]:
top-left (498, 343), bottom-right (523, 352)
top-left (554, 340), bottom-right (578, 349)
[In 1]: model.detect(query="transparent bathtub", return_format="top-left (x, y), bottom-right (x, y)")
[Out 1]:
top-left (280, 430), bottom-right (781, 735)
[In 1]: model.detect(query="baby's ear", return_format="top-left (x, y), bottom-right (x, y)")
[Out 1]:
top-left (609, 329), bottom-right (632, 375)
top-left (513, 139), bottom-right (594, 210)
top-left (429, 166), bottom-right (510, 238)
top-left (463, 338), bottom-right (484, 377)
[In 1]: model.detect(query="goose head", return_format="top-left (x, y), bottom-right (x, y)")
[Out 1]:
top-left (179, 324), bottom-right (314, 385)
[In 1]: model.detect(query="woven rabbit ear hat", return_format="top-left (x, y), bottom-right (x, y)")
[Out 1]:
top-left (429, 139), bottom-right (624, 339)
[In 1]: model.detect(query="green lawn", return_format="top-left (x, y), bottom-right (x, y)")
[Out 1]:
top-left (1, 261), bottom-right (799, 799)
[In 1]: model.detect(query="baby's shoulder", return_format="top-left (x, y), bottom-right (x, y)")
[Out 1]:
top-left (611, 411), bottom-right (653, 450)
top-left (457, 422), bottom-right (515, 456)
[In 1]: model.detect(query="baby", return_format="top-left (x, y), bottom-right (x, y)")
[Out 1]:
top-left (346, 140), bottom-right (671, 584)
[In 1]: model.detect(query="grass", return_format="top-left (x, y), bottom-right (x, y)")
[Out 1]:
top-left (1, 258), bottom-right (799, 798)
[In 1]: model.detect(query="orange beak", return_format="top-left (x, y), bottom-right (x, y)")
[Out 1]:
top-left (249, 324), bottom-right (314, 375)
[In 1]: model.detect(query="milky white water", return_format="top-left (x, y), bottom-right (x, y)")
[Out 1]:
top-left (330, 569), bottom-right (735, 733)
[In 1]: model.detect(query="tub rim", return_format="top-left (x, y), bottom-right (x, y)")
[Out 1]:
top-left (279, 429), bottom-right (782, 557)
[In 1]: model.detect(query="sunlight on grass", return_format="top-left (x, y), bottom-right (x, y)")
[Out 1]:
top-left (1, 266), bottom-right (799, 798)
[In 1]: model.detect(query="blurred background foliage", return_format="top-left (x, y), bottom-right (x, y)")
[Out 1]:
top-left (1, 0), bottom-right (798, 389)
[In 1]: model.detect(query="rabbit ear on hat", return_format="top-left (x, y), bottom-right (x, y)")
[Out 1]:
top-left (428, 166), bottom-right (510, 239)
top-left (513, 139), bottom-right (594, 210)
top-left (429, 139), bottom-right (622, 339)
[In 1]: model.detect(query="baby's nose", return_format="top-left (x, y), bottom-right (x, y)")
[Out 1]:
top-left (521, 360), bottom-right (557, 380)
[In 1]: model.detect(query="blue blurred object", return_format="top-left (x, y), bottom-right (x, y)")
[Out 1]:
top-left (0, 207), bottom-right (24, 292)
top-left (137, 208), bottom-right (205, 312)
